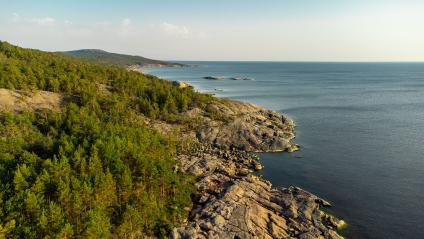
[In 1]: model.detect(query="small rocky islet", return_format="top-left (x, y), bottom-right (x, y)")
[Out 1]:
top-left (204, 76), bottom-right (255, 81)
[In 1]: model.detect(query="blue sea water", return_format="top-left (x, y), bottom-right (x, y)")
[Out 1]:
top-left (145, 62), bottom-right (424, 239)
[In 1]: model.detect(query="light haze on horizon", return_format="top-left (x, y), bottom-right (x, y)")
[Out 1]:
top-left (0, 0), bottom-right (423, 61)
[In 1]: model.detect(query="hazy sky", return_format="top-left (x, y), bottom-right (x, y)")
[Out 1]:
top-left (1, 0), bottom-right (423, 61)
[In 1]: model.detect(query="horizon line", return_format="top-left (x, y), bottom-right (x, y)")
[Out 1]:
top-left (166, 60), bottom-right (424, 63)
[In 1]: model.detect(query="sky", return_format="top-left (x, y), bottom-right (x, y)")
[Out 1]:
top-left (0, 0), bottom-right (423, 61)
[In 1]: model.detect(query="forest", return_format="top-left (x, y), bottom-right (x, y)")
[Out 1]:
top-left (0, 41), bottom-right (213, 238)
top-left (61, 49), bottom-right (184, 68)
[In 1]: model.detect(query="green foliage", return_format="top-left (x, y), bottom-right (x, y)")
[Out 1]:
top-left (0, 109), bottom-right (195, 238)
top-left (61, 49), bottom-right (184, 68)
top-left (0, 40), bottom-right (214, 122)
top-left (0, 41), bottom-right (201, 237)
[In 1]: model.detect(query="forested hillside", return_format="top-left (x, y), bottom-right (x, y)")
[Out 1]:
top-left (0, 41), bottom-right (212, 238)
top-left (61, 49), bottom-right (184, 68)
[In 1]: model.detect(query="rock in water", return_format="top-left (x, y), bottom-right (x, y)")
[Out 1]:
top-left (231, 77), bottom-right (255, 81)
top-left (253, 162), bottom-right (264, 170)
top-left (204, 76), bottom-right (227, 80)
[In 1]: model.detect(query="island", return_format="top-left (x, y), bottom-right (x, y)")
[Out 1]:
top-left (231, 77), bottom-right (255, 81)
top-left (204, 76), bottom-right (255, 81)
top-left (204, 76), bottom-right (227, 80)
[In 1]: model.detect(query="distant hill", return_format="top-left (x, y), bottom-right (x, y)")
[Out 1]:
top-left (60, 49), bottom-right (185, 68)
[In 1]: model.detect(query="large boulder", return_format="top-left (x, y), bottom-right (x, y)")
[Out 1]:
top-left (172, 81), bottom-right (192, 89)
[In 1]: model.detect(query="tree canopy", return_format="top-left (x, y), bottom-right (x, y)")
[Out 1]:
top-left (60, 49), bottom-right (184, 68)
top-left (0, 41), bottom-right (211, 238)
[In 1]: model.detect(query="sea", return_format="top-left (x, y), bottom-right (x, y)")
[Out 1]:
top-left (144, 62), bottom-right (424, 239)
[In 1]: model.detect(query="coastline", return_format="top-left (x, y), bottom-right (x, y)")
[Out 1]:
top-left (0, 79), bottom-right (346, 239)
top-left (127, 63), bottom-right (189, 74)
top-left (165, 97), bottom-right (346, 239)
top-left (139, 76), bottom-right (346, 238)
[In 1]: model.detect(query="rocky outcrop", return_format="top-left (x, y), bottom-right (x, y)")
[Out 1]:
top-left (127, 65), bottom-right (144, 73)
top-left (171, 145), bottom-right (345, 239)
top-left (106, 96), bottom-right (342, 239)
top-left (182, 100), bottom-right (300, 152)
top-left (168, 99), bottom-right (343, 239)
top-left (173, 81), bottom-right (193, 89)
top-left (0, 88), bottom-right (64, 112)
top-left (0, 88), bottom-right (345, 239)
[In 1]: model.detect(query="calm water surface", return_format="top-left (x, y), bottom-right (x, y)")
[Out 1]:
top-left (145, 62), bottom-right (424, 239)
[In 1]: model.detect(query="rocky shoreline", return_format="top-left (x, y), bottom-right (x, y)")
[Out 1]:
top-left (127, 63), bottom-right (187, 73)
top-left (0, 88), bottom-right (346, 239)
top-left (168, 100), bottom-right (345, 239)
